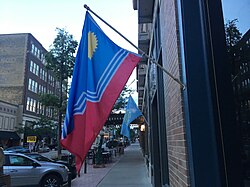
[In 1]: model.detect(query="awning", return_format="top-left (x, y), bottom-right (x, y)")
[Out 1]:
top-left (0, 131), bottom-right (20, 140)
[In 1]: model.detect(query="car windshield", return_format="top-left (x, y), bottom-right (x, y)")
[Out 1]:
top-left (27, 154), bottom-right (52, 162)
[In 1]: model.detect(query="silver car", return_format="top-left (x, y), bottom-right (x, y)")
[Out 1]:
top-left (3, 151), bottom-right (69, 187)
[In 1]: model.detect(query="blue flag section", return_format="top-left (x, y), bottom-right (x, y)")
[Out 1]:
top-left (121, 96), bottom-right (142, 139)
top-left (60, 11), bottom-right (141, 174)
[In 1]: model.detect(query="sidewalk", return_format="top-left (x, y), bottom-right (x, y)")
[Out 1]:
top-left (70, 153), bottom-right (121, 187)
top-left (71, 142), bottom-right (152, 187)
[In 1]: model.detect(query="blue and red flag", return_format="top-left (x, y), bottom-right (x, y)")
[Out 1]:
top-left (60, 12), bottom-right (141, 174)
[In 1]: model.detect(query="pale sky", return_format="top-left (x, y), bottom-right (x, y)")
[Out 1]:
top-left (0, 0), bottom-right (138, 51)
top-left (0, 0), bottom-right (139, 101)
top-left (1, 0), bottom-right (249, 103)
top-left (221, 0), bottom-right (250, 35)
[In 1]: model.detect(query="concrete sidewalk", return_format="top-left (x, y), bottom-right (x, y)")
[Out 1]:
top-left (71, 142), bottom-right (152, 187)
top-left (70, 154), bottom-right (121, 187)
top-left (97, 142), bottom-right (151, 187)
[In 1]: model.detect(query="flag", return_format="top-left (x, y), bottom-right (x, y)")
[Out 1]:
top-left (60, 12), bottom-right (141, 174)
top-left (120, 95), bottom-right (142, 139)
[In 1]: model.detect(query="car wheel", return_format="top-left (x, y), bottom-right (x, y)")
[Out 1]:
top-left (40, 174), bottom-right (62, 187)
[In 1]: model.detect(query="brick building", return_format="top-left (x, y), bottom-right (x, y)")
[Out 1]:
top-left (0, 33), bottom-right (61, 144)
top-left (134, 0), bottom-right (242, 186)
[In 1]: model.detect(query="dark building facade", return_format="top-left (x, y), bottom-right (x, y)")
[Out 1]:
top-left (232, 30), bottom-right (250, 183)
top-left (0, 33), bottom-right (61, 143)
top-left (134, 0), bottom-right (243, 186)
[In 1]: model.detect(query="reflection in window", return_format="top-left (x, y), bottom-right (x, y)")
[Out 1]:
top-left (9, 155), bottom-right (33, 166)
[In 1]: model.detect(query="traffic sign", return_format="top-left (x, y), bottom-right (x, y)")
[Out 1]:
top-left (27, 136), bottom-right (37, 143)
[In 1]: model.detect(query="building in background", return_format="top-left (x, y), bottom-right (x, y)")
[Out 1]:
top-left (232, 30), bottom-right (250, 182)
top-left (0, 33), bottom-right (61, 146)
top-left (0, 100), bottom-right (21, 148)
top-left (134, 0), bottom-right (243, 186)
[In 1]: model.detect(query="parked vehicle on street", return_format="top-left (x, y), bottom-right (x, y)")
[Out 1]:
top-left (3, 151), bottom-right (69, 187)
top-left (38, 146), bottom-right (51, 153)
top-left (5, 146), bottom-right (30, 153)
top-left (25, 153), bottom-right (77, 180)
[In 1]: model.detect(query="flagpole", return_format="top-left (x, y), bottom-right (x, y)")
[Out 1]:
top-left (84, 4), bottom-right (186, 90)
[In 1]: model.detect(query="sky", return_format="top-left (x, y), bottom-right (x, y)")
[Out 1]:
top-left (0, 0), bottom-right (139, 101)
top-left (1, 0), bottom-right (249, 102)
top-left (221, 0), bottom-right (249, 34)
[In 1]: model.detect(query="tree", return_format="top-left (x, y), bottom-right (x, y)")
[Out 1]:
top-left (39, 93), bottom-right (60, 108)
top-left (46, 28), bottom-right (78, 81)
top-left (16, 117), bottom-right (57, 148)
top-left (113, 85), bottom-right (134, 112)
top-left (45, 28), bottom-right (78, 157)
top-left (224, 19), bottom-right (242, 77)
top-left (225, 19), bottom-right (242, 53)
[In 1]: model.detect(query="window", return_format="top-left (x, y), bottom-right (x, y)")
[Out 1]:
top-left (41, 105), bottom-right (45, 115)
top-left (28, 79), bottom-right (38, 93)
top-left (31, 44), bottom-right (42, 60)
top-left (37, 49), bottom-right (40, 59)
top-left (48, 75), bottom-right (55, 86)
top-left (10, 118), bottom-right (15, 130)
top-left (31, 99), bottom-right (36, 112)
top-left (28, 79), bottom-right (32, 91)
top-left (39, 85), bottom-right (46, 94)
top-left (31, 44), bottom-right (35, 54)
top-left (37, 102), bottom-right (42, 114)
top-left (41, 53), bottom-right (45, 64)
top-left (4, 117), bottom-right (9, 129)
top-left (36, 101), bottom-right (45, 115)
top-left (9, 155), bottom-right (33, 166)
top-left (46, 107), bottom-right (54, 118)
top-left (40, 69), bottom-right (46, 80)
top-left (26, 97), bottom-right (36, 112)
top-left (26, 97), bottom-right (31, 111)
top-left (35, 63), bottom-right (39, 76)
top-left (30, 61), bottom-right (39, 76)
top-left (140, 23), bottom-right (148, 33)
top-left (34, 82), bottom-right (38, 93)
top-left (0, 115), bottom-right (3, 129)
top-left (44, 72), bottom-right (47, 82)
top-left (30, 61), bottom-right (34, 72)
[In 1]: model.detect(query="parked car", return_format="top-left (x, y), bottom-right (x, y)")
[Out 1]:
top-left (38, 146), bottom-right (51, 153)
top-left (25, 153), bottom-right (77, 180)
top-left (5, 146), bottom-right (30, 153)
top-left (3, 151), bottom-right (69, 187)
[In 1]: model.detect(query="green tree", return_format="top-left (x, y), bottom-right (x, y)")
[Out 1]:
top-left (46, 28), bottom-right (78, 81)
top-left (39, 93), bottom-right (60, 108)
top-left (224, 19), bottom-right (242, 77)
top-left (113, 85), bottom-right (134, 112)
top-left (31, 117), bottom-right (57, 143)
top-left (16, 117), bottom-right (57, 147)
top-left (225, 19), bottom-right (242, 53)
top-left (45, 28), bottom-right (78, 157)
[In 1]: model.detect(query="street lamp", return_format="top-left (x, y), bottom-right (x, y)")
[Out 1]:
top-left (140, 124), bottom-right (145, 132)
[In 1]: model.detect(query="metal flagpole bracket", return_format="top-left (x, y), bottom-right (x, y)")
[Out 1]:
top-left (83, 4), bottom-right (186, 90)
